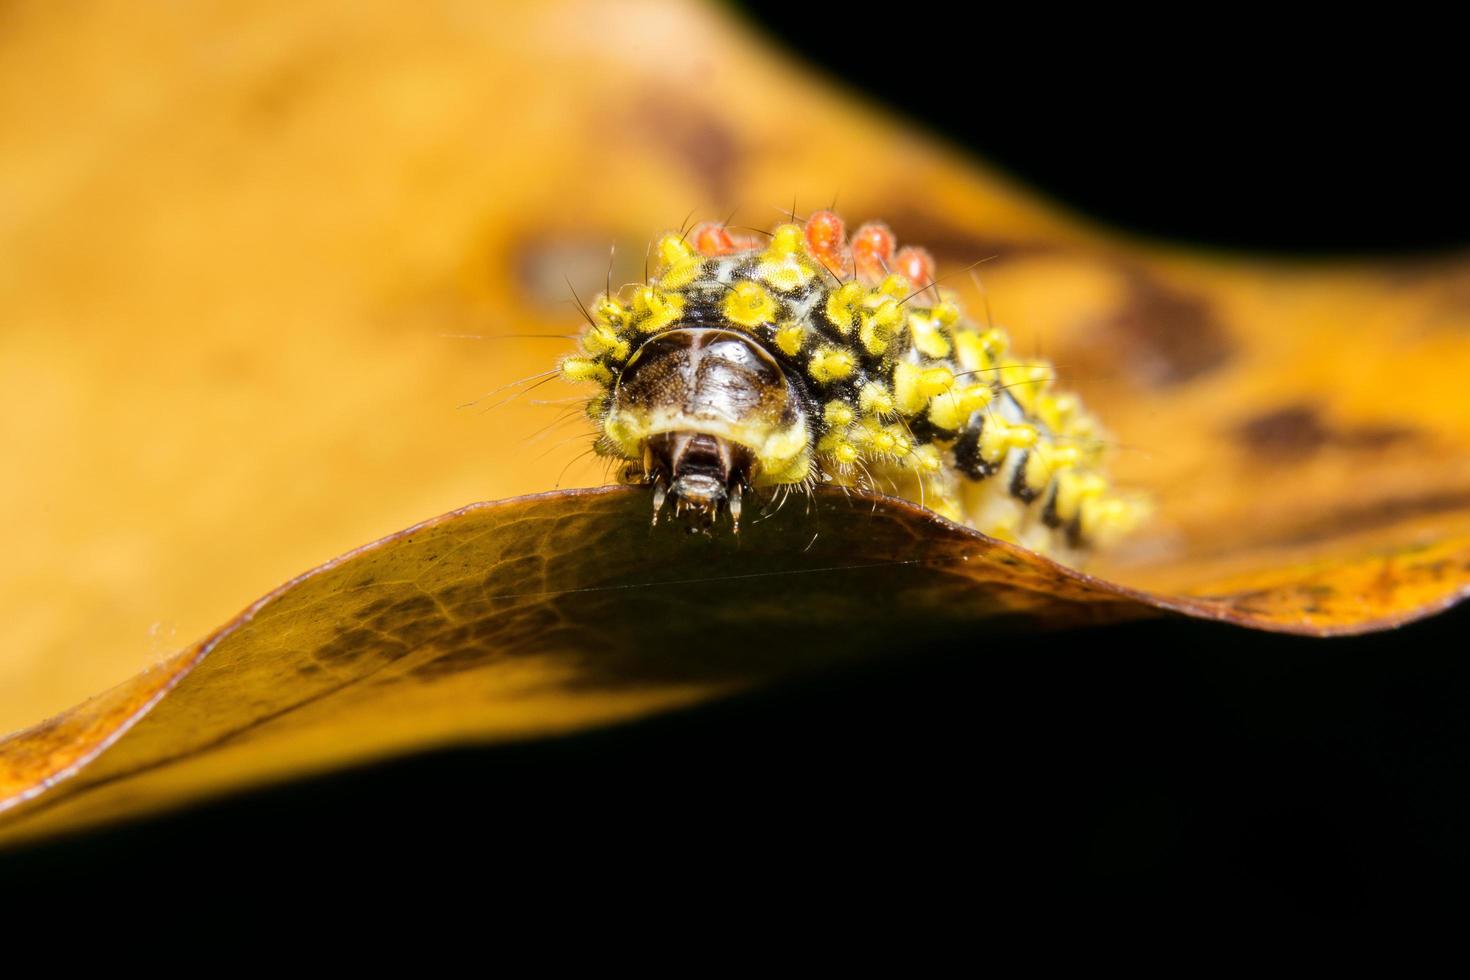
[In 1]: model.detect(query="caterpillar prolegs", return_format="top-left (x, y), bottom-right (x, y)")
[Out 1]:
top-left (558, 211), bottom-right (1146, 561)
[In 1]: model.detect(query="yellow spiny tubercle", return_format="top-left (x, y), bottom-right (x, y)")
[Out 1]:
top-left (823, 400), bottom-right (855, 427)
top-left (858, 295), bottom-right (904, 356)
top-left (818, 428), bottom-right (860, 465)
top-left (952, 330), bottom-right (990, 373)
top-left (884, 423), bottom-right (913, 457)
top-left (927, 381), bottom-right (993, 431)
top-left (757, 224), bottom-right (817, 291)
top-left (981, 419), bottom-right (1038, 464)
top-left (877, 274), bottom-right (910, 298)
top-left (1080, 496), bottom-right (1144, 548)
top-left (756, 418), bottom-right (810, 472)
top-left (764, 452), bottom-right (811, 484)
top-left (1053, 470), bottom-right (1108, 523)
top-left (808, 346), bottom-right (855, 383)
top-left (774, 321), bottom-right (805, 356)
top-left (767, 223), bottom-right (805, 255)
top-left (1022, 445), bottom-right (1082, 495)
top-left (559, 357), bottom-right (611, 386)
top-left (852, 417), bottom-right (905, 456)
top-left (1036, 392), bottom-right (1076, 434)
top-left (655, 234), bottom-right (702, 289)
top-left (581, 323), bottom-right (630, 361)
top-left (894, 361), bottom-right (955, 415)
top-left (601, 409), bottom-right (643, 458)
top-left (858, 381), bottom-right (894, 416)
top-left (912, 444), bottom-right (944, 474)
top-left (593, 297), bottom-right (628, 330)
top-left (632, 286), bottom-right (684, 333)
top-left (907, 309), bottom-right (953, 359)
top-left (825, 281), bottom-right (867, 335)
top-left (723, 280), bottom-right (777, 328)
top-left (976, 328), bottom-right (1009, 363)
top-left (1001, 361), bottom-right (1053, 411)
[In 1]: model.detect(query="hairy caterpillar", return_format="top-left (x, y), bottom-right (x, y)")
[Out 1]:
top-left (558, 210), bottom-right (1145, 561)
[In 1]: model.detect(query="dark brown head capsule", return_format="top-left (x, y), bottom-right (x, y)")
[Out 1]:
top-left (603, 328), bottom-right (812, 529)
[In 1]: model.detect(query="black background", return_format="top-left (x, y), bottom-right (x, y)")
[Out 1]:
top-left (728, 7), bottom-right (1467, 256)
top-left (4, 6), bottom-right (1467, 917)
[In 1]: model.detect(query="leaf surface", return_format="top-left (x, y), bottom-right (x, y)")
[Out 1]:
top-left (4, 486), bottom-right (1467, 844)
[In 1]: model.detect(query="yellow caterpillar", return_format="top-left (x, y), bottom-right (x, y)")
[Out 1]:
top-left (559, 210), bottom-right (1145, 561)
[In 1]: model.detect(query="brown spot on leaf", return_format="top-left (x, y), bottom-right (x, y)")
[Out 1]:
top-left (1106, 270), bottom-right (1233, 386)
top-left (1235, 404), bottom-right (1417, 461)
top-left (514, 233), bottom-right (632, 310)
top-left (1385, 257), bottom-right (1470, 319)
top-left (1236, 405), bottom-right (1331, 456)
top-left (632, 90), bottom-right (743, 205)
top-left (313, 627), bottom-right (409, 666)
top-left (1274, 488), bottom-right (1470, 548)
top-left (242, 51), bottom-right (326, 128)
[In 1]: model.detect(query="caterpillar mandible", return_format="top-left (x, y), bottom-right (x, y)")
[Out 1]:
top-left (558, 210), bottom-right (1146, 562)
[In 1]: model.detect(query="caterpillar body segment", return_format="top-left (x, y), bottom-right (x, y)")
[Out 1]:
top-left (559, 211), bottom-right (1145, 559)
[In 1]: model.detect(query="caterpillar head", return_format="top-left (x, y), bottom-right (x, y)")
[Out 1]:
top-left (599, 327), bottom-right (810, 528)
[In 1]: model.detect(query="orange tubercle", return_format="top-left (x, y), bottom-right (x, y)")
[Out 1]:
top-left (893, 246), bottom-right (935, 290)
top-left (690, 221), bottom-right (738, 256)
top-left (803, 209), bottom-right (850, 276)
top-left (850, 221), bottom-right (896, 280)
